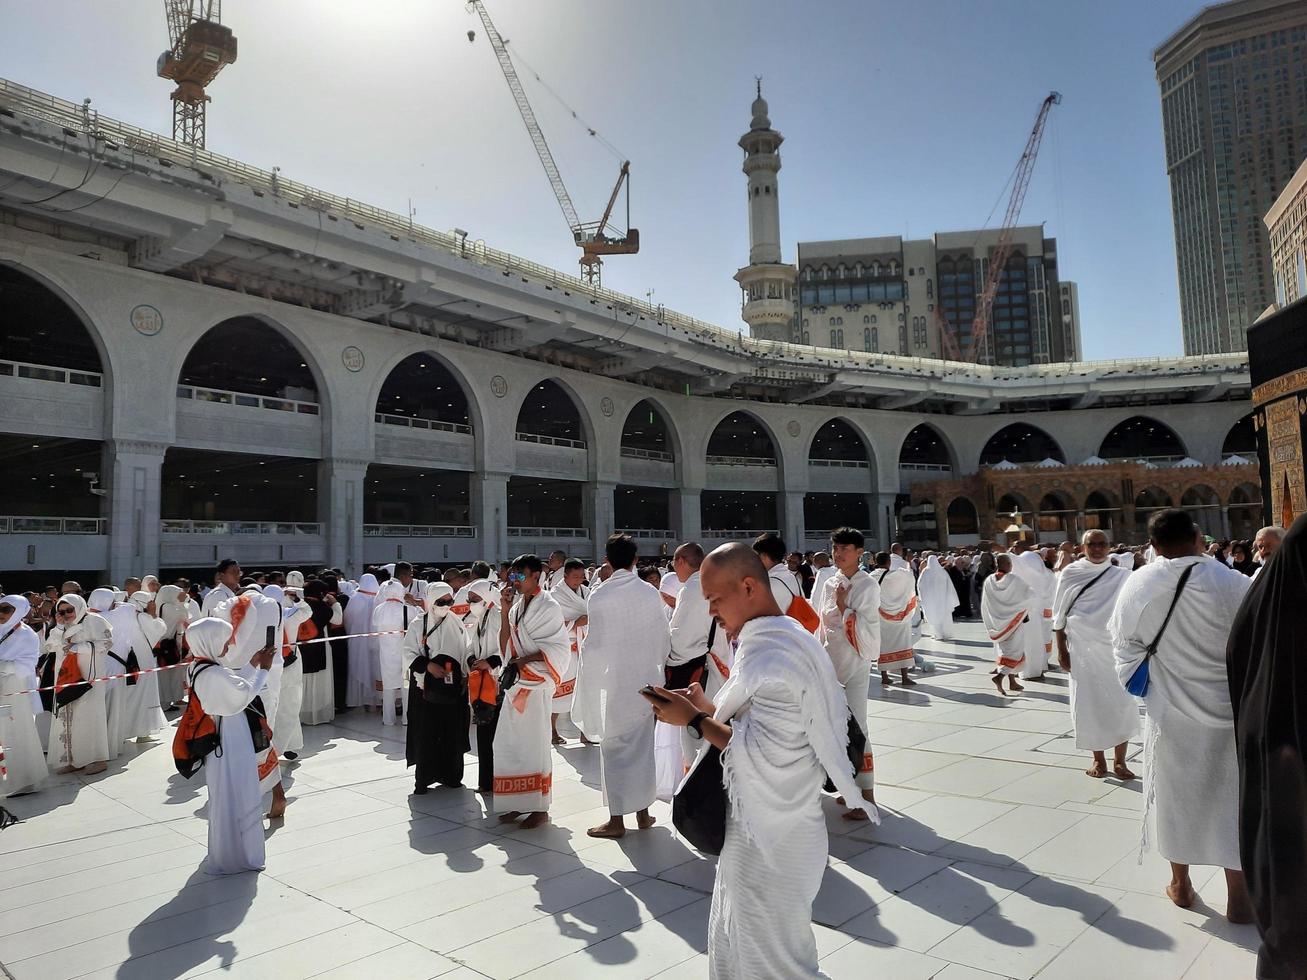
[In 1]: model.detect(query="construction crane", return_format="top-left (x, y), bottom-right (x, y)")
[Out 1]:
top-left (939, 91), bottom-right (1060, 362)
top-left (156, 1), bottom-right (238, 148)
top-left (467, 1), bottom-right (638, 286)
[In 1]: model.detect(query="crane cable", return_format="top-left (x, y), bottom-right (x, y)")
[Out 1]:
top-left (503, 40), bottom-right (627, 162)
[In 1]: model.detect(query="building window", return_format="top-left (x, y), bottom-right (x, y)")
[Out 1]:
top-left (926, 278), bottom-right (933, 298)
top-left (831, 328), bottom-right (844, 348)
top-left (863, 328), bottom-right (871, 351)
top-left (870, 328), bottom-right (879, 352)
top-left (871, 314), bottom-right (878, 324)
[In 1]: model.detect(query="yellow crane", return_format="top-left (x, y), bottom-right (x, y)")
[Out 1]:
top-left (468, 1), bottom-right (637, 285)
top-left (156, 1), bottom-right (237, 148)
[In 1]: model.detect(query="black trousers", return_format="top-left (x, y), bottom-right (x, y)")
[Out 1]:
top-left (476, 709), bottom-right (500, 792)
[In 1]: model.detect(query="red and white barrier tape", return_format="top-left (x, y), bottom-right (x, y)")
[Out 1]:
top-left (11, 629), bottom-right (407, 696)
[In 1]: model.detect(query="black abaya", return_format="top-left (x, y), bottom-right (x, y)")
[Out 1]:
top-left (1227, 513), bottom-right (1307, 980)
top-left (405, 651), bottom-right (471, 790)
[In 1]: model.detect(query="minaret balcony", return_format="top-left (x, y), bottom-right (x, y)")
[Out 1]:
top-left (742, 297), bottom-right (793, 325)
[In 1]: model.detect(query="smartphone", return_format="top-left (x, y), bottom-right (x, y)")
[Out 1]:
top-left (639, 685), bottom-right (670, 704)
top-left (265, 625), bottom-right (277, 649)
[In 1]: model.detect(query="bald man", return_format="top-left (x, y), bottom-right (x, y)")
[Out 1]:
top-left (645, 543), bottom-right (872, 979)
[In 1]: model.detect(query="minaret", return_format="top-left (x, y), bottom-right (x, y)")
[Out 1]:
top-left (734, 80), bottom-right (797, 342)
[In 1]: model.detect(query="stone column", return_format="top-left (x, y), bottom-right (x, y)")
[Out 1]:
top-left (472, 471), bottom-right (509, 563)
top-left (873, 492), bottom-right (898, 552)
top-left (104, 439), bottom-right (167, 584)
top-left (319, 457), bottom-right (368, 578)
top-left (1219, 505), bottom-right (1231, 539)
top-left (588, 481), bottom-right (616, 553)
top-left (781, 490), bottom-right (805, 550)
top-left (672, 488), bottom-right (702, 543)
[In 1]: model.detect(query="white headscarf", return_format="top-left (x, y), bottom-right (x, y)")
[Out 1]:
top-left (157, 585), bottom-right (190, 637)
top-left (371, 579), bottom-right (408, 633)
top-left (87, 587), bottom-right (117, 615)
top-left (425, 581), bottom-right (454, 621)
top-left (185, 616), bottom-right (234, 664)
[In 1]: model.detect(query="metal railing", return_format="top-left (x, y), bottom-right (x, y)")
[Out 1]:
top-left (1, 516), bottom-right (105, 534)
top-left (363, 524), bottom-right (476, 537)
top-left (809, 458), bottom-right (871, 469)
top-left (374, 412), bottom-right (472, 435)
top-left (0, 358), bottom-right (102, 388)
top-left (515, 431), bottom-right (587, 450)
top-left (177, 385), bottom-right (320, 416)
top-left (706, 455), bottom-right (777, 467)
top-left (507, 526), bottom-right (590, 538)
top-left (0, 77), bottom-right (1252, 392)
top-left (701, 528), bottom-right (778, 539)
top-left (900, 463), bottom-right (953, 472)
top-left (161, 520), bottom-right (323, 535)
top-left (620, 446), bottom-right (674, 462)
top-left (615, 528), bottom-right (675, 539)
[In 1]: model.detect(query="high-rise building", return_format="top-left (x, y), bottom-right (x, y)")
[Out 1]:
top-left (733, 82), bottom-right (798, 343)
top-left (794, 228), bottom-right (1066, 366)
top-left (1155, 0), bottom-right (1307, 354)
top-left (1265, 156), bottom-right (1307, 309)
top-left (1058, 281), bottom-right (1083, 361)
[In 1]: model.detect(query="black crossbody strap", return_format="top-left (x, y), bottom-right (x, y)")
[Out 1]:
top-left (1062, 566), bottom-right (1113, 620)
top-left (706, 618), bottom-right (717, 652)
top-left (1145, 563), bottom-right (1196, 658)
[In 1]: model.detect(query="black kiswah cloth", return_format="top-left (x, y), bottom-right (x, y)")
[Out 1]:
top-left (1227, 513), bottom-right (1307, 980)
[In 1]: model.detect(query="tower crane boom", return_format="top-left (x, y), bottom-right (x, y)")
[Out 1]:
top-left (156, 0), bottom-right (237, 148)
top-left (468, 0), bottom-right (638, 284)
top-left (965, 90), bottom-right (1060, 362)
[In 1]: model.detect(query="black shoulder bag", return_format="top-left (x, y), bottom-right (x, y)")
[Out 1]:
top-left (673, 721), bottom-right (730, 855)
top-left (665, 620), bottom-right (713, 689)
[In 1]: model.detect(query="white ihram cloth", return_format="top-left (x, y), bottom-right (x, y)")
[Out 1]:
top-left (815, 569), bottom-right (879, 790)
top-left (889, 553), bottom-right (911, 572)
top-left (1013, 552), bottom-right (1056, 678)
top-left (0, 595), bottom-right (46, 796)
top-left (212, 591), bottom-right (284, 795)
top-left (767, 565), bottom-right (806, 624)
top-left (201, 583), bottom-right (236, 617)
top-left (266, 586), bottom-right (309, 753)
top-left (186, 617), bottom-right (268, 875)
top-left (156, 585), bottom-right (190, 708)
top-left (104, 593), bottom-right (168, 743)
top-left (345, 574), bottom-right (381, 707)
top-left (664, 570), bottom-right (734, 783)
top-left (1051, 558), bottom-right (1138, 751)
top-left (549, 580), bottom-right (589, 712)
top-left (1110, 554), bottom-right (1250, 868)
top-left (572, 570), bottom-right (667, 815)
top-left (875, 567), bottom-right (917, 670)
top-left (811, 564), bottom-right (835, 602)
top-left (981, 572), bottom-right (1031, 674)
top-left (706, 615), bottom-right (874, 980)
top-left (917, 555), bottom-right (961, 639)
top-left (493, 589), bottom-right (572, 813)
top-left (371, 580), bottom-right (410, 726)
top-left (45, 595), bottom-right (112, 770)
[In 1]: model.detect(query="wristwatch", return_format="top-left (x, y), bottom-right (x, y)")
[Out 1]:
top-left (687, 711), bottom-right (709, 738)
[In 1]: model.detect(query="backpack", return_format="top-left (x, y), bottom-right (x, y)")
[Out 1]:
top-left (780, 578), bottom-right (822, 633)
top-left (173, 661), bottom-right (223, 778)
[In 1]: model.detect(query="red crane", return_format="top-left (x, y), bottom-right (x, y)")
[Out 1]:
top-left (940, 91), bottom-right (1060, 362)
top-left (156, 1), bottom-right (237, 148)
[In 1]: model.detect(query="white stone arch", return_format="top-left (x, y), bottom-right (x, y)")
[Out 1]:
top-left (809, 413), bottom-right (880, 485)
top-left (509, 373), bottom-right (597, 480)
top-left (617, 393), bottom-right (687, 485)
top-left (702, 405), bottom-right (787, 485)
top-left (898, 421), bottom-right (959, 472)
top-left (366, 345), bottom-right (488, 469)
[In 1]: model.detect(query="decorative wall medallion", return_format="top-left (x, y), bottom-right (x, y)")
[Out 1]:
top-left (490, 375), bottom-right (509, 398)
top-left (600, 396), bottom-right (615, 417)
top-left (786, 420), bottom-right (801, 438)
top-left (341, 346), bottom-right (365, 372)
top-left (130, 304), bottom-right (163, 336)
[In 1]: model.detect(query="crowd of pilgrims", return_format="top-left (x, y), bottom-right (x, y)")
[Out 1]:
top-left (0, 514), bottom-right (1302, 980)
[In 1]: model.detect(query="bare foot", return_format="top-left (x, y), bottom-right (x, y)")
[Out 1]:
top-left (900, 674), bottom-right (918, 687)
top-left (881, 673), bottom-right (893, 686)
top-left (587, 821), bottom-right (626, 839)
top-left (1226, 899), bottom-right (1255, 924)
top-left (636, 812), bottom-right (656, 830)
top-left (991, 674), bottom-right (1007, 696)
top-left (520, 811), bottom-right (549, 830)
top-left (1007, 678), bottom-right (1025, 692)
top-left (835, 796), bottom-right (845, 806)
top-left (551, 734), bottom-right (566, 746)
top-left (1086, 759), bottom-right (1107, 778)
top-left (497, 810), bottom-right (523, 823)
top-left (1165, 881), bottom-right (1196, 909)
top-left (841, 808), bottom-right (870, 821)
top-left (266, 799), bottom-right (287, 820)
top-left (83, 762), bottom-right (107, 775)
top-left (580, 737), bottom-right (598, 746)
top-left (55, 765), bottom-right (81, 775)
top-left (1112, 763), bottom-right (1137, 781)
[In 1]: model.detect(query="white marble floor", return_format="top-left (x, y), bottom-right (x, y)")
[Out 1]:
top-left (1, 623), bottom-right (1259, 979)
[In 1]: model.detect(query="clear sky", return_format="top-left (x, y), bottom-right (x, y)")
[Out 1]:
top-left (1, 0), bottom-right (1208, 359)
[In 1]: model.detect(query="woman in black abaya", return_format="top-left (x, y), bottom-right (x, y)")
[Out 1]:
top-left (1228, 512), bottom-right (1307, 980)
top-left (402, 582), bottom-right (471, 793)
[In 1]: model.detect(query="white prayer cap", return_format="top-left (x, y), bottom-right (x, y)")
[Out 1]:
top-left (88, 587), bottom-right (117, 613)
top-left (186, 616), bottom-right (233, 662)
top-left (128, 591), bottom-right (155, 611)
top-left (286, 571), bottom-right (305, 589)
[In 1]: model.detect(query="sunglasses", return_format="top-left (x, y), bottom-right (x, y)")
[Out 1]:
top-left (434, 596), bottom-right (454, 607)
top-left (56, 606), bottom-right (77, 617)
top-left (507, 572), bottom-right (526, 584)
